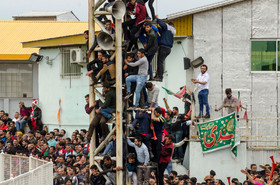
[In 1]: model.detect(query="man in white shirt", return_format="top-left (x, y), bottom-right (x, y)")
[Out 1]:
top-left (191, 64), bottom-right (210, 118)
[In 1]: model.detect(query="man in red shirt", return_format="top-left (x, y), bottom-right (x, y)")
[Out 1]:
top-left (158, 134), bottom-right (175, 185)
top-left (0, 120), bottom-right (7, 130)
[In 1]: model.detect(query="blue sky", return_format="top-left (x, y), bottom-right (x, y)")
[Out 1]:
top-left (1, 0), bottom-right (223, 21)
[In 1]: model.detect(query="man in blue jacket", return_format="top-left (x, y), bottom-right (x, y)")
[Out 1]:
top-left (154, 15), bottom-right (176, 82)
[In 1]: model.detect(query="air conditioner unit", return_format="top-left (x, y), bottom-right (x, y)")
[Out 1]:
top-left (70, 49), bottom-right (84, 64)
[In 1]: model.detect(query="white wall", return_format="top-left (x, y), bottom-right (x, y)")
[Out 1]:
top-left (154, 37), bottom-right (193, 114)
top-left (191, 0), bottom-right (280, 168)
top-left (189, 142), bottom-right (247, 183)
top-left (38, 47), bottom-right (90, 136)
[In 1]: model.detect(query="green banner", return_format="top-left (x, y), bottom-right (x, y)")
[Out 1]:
top-left (197, 112), bottom-right (240, 157)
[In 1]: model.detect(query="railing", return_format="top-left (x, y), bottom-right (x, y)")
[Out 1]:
top-left (0, 153), bottom-right (53, 185)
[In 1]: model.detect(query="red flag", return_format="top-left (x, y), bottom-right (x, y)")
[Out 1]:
top-left (227, 177), bottom-right (231, 185)
top-left (242, 111), bottom-right (247, 120)
top-left (174, 86), bottom-right (186, 99)
top-left (269, 156), bottom-right (277, 182)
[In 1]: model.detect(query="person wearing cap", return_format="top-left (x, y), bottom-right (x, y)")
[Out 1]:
top-left (24, 100), bottom-right (42, 131)
top-left (215, 88), bottom-right (238, 114)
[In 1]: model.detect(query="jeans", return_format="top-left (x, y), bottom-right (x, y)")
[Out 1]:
top-left (166, 161), bottom-right (172, 175)
top-left (198, 89), bottom-right (210, 116)
top-left (156, 46), bottom-right (171, 79)
top-left (126, 75), bottom-right (147, 106)
top-left (172, 130), bottom-right (183, 158)
top-left (103, 141), bottom-right (113, 154)
top-left (127, 171), bottom-right (137, 185)
top-left (147, 55), bottom-right (154, 79)
top-left (145, 102), bottom-right (158, 108)
top-left (99, 107), bottom-right (115, 119)
top-left (16, 120), bottom-right (26, 130)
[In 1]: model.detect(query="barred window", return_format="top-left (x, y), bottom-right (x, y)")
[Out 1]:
top-left (0, 64), bottom-right (33, 98)
top-left (61, 49), bottom-right (82, 77)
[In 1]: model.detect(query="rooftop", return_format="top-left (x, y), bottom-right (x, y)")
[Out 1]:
top-left (0, 21), bottom-right (89, 60)
top-left (167, 0), bottom-right (246, 20)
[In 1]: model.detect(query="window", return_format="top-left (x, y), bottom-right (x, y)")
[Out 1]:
top-left (251, 41), bottom-right (279, 71)
top-left (0, 64), bottom-right (33, 98)
top-left (61, 49), bottom-right (82, 77)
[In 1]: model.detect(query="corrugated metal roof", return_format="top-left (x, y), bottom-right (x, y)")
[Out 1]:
top-left (167, 0), bottom-right (246, 20)
top-left (0, 21), bottom-right (90, 59)
top-left (13, 11), bottom-right (71, 17)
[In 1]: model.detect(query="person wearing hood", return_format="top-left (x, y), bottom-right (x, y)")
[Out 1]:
top-left (154, 15), bottom-right (176, 82)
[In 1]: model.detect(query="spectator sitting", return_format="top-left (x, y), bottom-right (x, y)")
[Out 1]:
top-left (12, 112), bottom-right (20, 125)
top-left (0, 120), bottom-right (7, 130)
top-left (92, 54), bottom-right (116, 86)
top-left (90, 164), bottom-right (106, 185)
top-left (98, 82), bottom-right (116, 122)
top-left (2, 113), bottom-right (12, 125)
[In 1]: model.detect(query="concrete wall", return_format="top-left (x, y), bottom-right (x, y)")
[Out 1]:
top-left (189, 142), bottom-right (247, 183)
top-left (38, 47), bottom-right (90, 137)
top-left (154, 37), bottom-right (193, 113)
top-left (191, 0), bottom-right (280, 169)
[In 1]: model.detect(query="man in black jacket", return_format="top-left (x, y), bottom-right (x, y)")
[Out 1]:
top-left (23, 100), bottom-right (42, 131)
top-left (86, 51), bottom-right (104, 83)
top-left (90, 165), bottom-right (106, 185)
top-left (54, 167), bottom-right (71, 185)
top-left (154, 15), bottom-right (176, 82)
top-left (143, 22), bottom-right (158, 80)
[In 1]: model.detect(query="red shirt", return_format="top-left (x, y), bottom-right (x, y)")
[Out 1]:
top-left (0, 125), bottom-right (7, 130)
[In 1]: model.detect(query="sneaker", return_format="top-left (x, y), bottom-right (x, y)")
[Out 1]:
top-left (195, 114), bottom-right (202, 118)
top-left (128, 105), bottom-right (139, 109)
top-left (127, 124), bottom-right (134, 130)
top-left (154, 77), bottom-right (163, 82)
top-left (203, 114), bottom-right (210, 119)
top-left (124, 92), bottom-right (133, 100)
top-left (107, 114), bottom-right (116, 123)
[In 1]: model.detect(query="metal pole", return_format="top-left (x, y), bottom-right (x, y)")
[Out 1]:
top-left (88, 0), bottom-right (96, 168)
top-left (115, 6), bottom-right (123, 184)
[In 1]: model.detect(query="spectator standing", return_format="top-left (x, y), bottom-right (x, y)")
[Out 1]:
top-left (154, 16), bottom-right (176, 82)
top-left (127, 153), bottom-right (138, 185)
top-left (125, 49), bottom-right (148, 108)
top-left (151, 107), bottom-right (165, 163)
top-left (158, 135), bottom-right (175, 185)
top-left (143, 22), bottom-right (158, 80)
top-left (215, 88), bottom-right (238, 114)
top-left (127, 136), bottom-right (150, 185)
top-left (191, 64), bottom-right (210, 118)
top-left (145, 82), bottom-right (160, 109)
